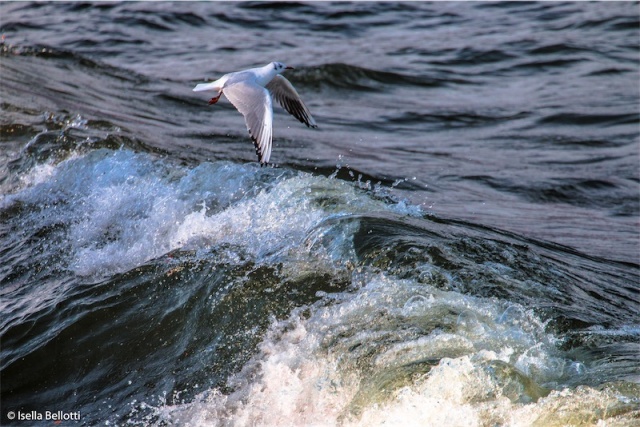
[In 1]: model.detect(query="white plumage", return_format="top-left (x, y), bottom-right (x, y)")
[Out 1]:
top-left (193, 62), bottom-right (317, 165)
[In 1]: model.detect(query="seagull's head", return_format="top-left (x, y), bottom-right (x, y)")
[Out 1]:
top-left (272, 62), bottom-right (294, 73)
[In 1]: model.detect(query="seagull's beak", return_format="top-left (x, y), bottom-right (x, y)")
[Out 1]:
top-left (285, 66), bottom-right (294, 70)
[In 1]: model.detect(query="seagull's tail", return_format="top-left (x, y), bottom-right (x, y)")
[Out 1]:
top-left (193, 82), bottom-right (220, 92)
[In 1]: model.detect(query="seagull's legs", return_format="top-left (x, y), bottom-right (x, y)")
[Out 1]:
top-left (208, 92), bottom-right (222, 105)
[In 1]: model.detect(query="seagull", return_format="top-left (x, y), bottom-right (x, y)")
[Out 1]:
top-left (193, 62), bottom-right (317, 165)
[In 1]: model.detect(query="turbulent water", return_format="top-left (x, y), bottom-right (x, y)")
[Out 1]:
top-left (1, 2), bottom-right (639, 426)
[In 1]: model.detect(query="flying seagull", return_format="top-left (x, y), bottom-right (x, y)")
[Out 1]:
top-left (193, 62), bottom-right (317, 165)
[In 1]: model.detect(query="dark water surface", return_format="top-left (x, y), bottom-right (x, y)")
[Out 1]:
top-left (1, 2), bottom-right (639, 426)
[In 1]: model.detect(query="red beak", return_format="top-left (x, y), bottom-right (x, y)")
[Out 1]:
top-left (285, 66), bottom-right (294, 70)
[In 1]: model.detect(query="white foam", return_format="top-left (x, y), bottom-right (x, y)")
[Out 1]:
top-left (151, 272), bottom-right (638, 427)
top-left (5, 149), bottom-right (398, 277)
top-left (170, 174), bottom-right (327, 258)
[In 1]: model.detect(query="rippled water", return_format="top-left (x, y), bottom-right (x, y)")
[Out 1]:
top-left (1, 2), bottom-right (639, 426)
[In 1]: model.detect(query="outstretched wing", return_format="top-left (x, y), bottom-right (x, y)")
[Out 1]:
top-left (223, 81), bottom-right (273, 164)
top-left (266, 75), bottom-right (317, 128)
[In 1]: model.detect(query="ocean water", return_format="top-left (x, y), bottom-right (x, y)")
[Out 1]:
top-left (1, 2), bottom-right (639, 426)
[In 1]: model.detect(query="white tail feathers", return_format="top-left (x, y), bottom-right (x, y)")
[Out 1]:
top-left (193, 82), bottom-right (220, 92)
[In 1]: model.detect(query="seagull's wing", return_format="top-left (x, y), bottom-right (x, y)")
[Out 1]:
top-left (223, 81), bottom-right (273, 164)
top-left (266, 75), bottom-right (317, 128)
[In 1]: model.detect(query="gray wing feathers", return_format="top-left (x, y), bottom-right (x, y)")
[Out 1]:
top-left (266, 75), bottom-right (317, 128)
top-left (223, 81), bottom-right (273, 164)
